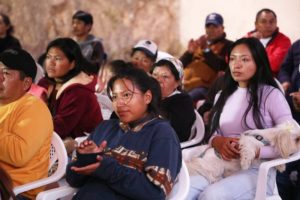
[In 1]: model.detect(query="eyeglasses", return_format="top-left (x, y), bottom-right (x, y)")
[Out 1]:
top-left (110, 90), bottom-right (141, 105)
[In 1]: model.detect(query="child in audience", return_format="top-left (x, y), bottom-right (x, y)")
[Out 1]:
top-left (131, 39), bottom-right (158, 73)
top-left (66, 66), bottom-right (181, 200)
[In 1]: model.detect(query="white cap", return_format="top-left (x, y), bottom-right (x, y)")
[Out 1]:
top-left (156, 55), bottom-right (184, 79)
top-left (156, 51), bottom-right (173, 62)
top-left (133, 40), bottom-right (158, 59)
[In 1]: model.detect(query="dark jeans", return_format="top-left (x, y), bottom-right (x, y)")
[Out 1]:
top-left (188, 87), bottom-right (208, 102)
top-left (277, 160), bottom-right (300, 200)
top-left (16, 194), bottom-right (31, 200)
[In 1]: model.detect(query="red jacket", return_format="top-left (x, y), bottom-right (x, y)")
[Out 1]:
top-left (38, 72), bottom-right (103, 139)
top-left (247, 29), bottom-right (291, 77)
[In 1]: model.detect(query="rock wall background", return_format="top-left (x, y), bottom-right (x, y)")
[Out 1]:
top-left (0, 0), bottom-right (181, 61)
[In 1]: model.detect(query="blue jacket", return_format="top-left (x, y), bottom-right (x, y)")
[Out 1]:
top-left (66, 118), bottom-right (181, 200)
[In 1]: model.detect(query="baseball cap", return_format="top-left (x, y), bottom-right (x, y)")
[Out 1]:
top-left (156, 51), bottom-right (173, 62)
top-left (205, 13), bottom-right (223, 26)
top-left (0, 48), bottom-right (37, 79)
top-left (156, 56), bottom-right (184, 80)
top-left (133, 40), bottom-right (158, 60)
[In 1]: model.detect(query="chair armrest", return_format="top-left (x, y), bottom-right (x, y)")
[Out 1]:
top-left (37, 161), bottom-right (190, 200)
top-left (13, 169), bottom-right (66, 195)
top-left (14, 132), bottom-right (68, 196)
top-left (36, 185), bottom-right (78, 200)
top-left (254, 150), bottom-right (300, 200)
top-left (181, 138), bottom-right (201, 149)
top-left (167, 161), bottom-right (190, 200)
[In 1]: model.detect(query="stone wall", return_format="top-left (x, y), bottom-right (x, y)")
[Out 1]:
top-left (0, 0), bottom-right (181, 61)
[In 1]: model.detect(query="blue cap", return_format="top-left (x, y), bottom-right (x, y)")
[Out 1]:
top-left (205, 13), bottom-right (223, 26)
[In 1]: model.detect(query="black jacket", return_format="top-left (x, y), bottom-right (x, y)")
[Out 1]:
top-left (160, 92), bottom-right (195, 142)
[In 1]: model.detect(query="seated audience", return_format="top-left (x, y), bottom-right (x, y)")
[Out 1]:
top-left (247, 8), bottom-right (291, 77)
top-left (38, 38), bottom-right (102, 146)
top-left (72, 10), bottom-right (106, 74)
top-left (180, 12), bottom-right (233, 102)
top-left (131, 39), bottom-right (158, 73)
top-left (0, 13), bottom-right (21, 53)
top-left (151, 57), bottom-right (195, 142)
top-left (278, 39), bottom-right (300, 123)
top-left (66, 66), bottom-right (181, 200)
top-left (277, 39), bottom-right (300, 200)
top-left (187, 37), bottom-right (295, 200)
top-left (0, 48), bottom-right (53, 199)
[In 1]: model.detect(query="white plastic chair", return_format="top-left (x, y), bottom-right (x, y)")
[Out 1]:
top-left (13, 132), bottom-right (68, 196)
top-left (34, 62), bottom-right (45, 83)
top-left (36, 160), bottom-right (190, 200)
top-left (181, 110), bottom-right (205, 149)
top-left (255, 150), bottom-right (300, 200)
top-left (182, 144), bottom-right (300, 200)
top-left (95, 93), bottom-right (113, 120)
top-left (167, 160), bottom-right (190, 200)
top-left (255, 120), bottom-right (300, 200)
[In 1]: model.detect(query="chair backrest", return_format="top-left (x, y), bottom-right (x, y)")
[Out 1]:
top-left (254, 151), bottom-right (300, 200)
top-left (255, 122), bottom-right (300, 200)
top-left (95, 93), bottom-right (113, 120)
top-left (181, 110), bottom-right (205, 148)
top-left (167, 160), bottom-right (190, 200)
top-left (13, 132), bottom-right (68, 196)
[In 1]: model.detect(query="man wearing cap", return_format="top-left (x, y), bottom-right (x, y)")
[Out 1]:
top-left (131, 39), bottom-right (158, 73)
top-left (0, 48), bottom-right (53, 199)
top-left (180, 12), bottom-right (233, 103)
top-left (72, 10), bottom-right (106, 74)
top-left (247, 8), bottom-right (291, 77)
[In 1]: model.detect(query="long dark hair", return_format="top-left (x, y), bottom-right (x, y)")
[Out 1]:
top-left (106, 59), bottom-right (128, 76)
top-left (45, 37), bottom-right (85, 83)
top-left (209, 37), bottom-right (279, 136)
top-left (107, 65), bottom-right (161, 116)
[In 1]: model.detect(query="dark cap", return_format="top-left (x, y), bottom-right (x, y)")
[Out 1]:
top-left (72, 10), bottom-right (93, 25)
top-left (0, 48), bottom-right (37, 79)
top-left (205, 13), bottom-right (224, 26)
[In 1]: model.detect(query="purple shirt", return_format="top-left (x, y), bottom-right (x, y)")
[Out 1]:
top-left (212, 85), bottom-right (293, 158)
